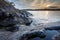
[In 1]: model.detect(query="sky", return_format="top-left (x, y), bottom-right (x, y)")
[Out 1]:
top-left (8, 0), bottom-right (60, 9)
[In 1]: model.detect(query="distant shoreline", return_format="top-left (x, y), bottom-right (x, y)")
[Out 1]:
top-left (20, 9), bottom-right (60, 11)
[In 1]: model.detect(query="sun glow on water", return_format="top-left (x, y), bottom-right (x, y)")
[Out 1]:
top-left (45, 11), bottom-right (49, 19)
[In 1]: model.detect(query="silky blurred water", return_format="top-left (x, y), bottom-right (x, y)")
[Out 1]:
top-left (27, 11), bottom-right (60, 28)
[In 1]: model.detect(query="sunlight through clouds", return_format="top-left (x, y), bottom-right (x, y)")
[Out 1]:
top-left (8, 0), bottom-right (60, 9)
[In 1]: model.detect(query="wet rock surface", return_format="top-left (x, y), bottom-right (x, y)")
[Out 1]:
top-left (0, 0), bottom-right (33, 40)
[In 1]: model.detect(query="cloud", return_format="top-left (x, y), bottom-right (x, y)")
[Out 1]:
top-left (8, 0), bottom-right (60, 9)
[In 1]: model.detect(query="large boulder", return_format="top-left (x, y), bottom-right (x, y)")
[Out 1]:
top-left (0, 0), bottom-right (33, 40)
top-left (0, 0), bottom-right (33, 32)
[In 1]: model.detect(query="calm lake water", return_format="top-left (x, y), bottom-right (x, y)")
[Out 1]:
top-left (28, 11), bottom-right (60, 23)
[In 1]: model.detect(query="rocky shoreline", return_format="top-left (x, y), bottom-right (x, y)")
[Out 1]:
top-left (0, 0), bottom-right (60, 40)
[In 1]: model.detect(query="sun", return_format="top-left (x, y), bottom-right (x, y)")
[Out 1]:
top-left (46, 4), bottom-right (51, 7)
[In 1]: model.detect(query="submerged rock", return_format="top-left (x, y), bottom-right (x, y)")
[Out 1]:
top-left (45, 26), bottom-right (60, 30)
top-left (19, 30), bottom-right (59, 40)
top-left (19, 31), bottom-right (46, 40)
top-left (53, 34), bottom-right (60, 40)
